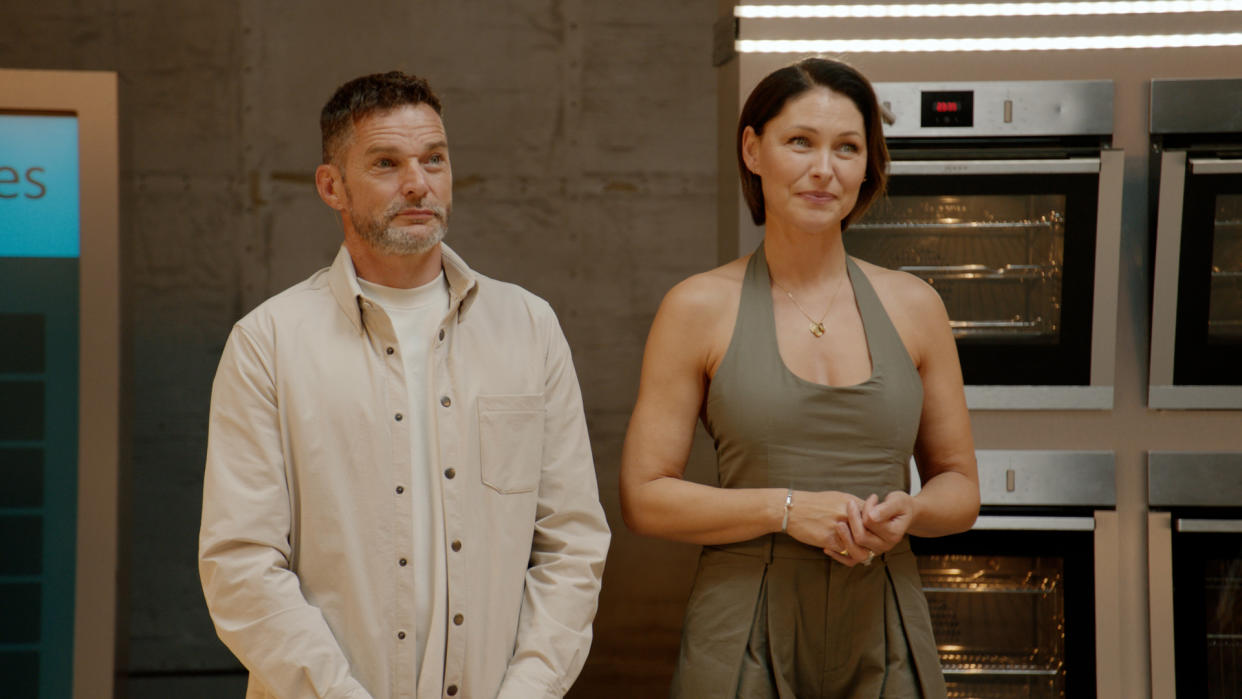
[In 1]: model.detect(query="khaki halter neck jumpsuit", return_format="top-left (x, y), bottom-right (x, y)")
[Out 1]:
top-left (670, 245), bottom-right (947, 699)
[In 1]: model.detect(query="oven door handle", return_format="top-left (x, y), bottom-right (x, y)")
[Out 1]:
top-left (1175, 518), bottom-right (1242, 533)
top-left (971, 515), bottom-right (1096, 531)
top-left (889, 158), bottom-right (1101, 176)
top-left (1189, 158), bottom-right (1242, 175)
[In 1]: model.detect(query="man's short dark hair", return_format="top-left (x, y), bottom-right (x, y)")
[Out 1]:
top-left (320, 71), bottom-right (443, 164)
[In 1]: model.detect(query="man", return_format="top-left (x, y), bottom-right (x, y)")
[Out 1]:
top-left (199, 71), bottom-right (610, 699)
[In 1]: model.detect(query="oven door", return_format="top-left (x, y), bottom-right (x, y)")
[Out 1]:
top-left (1150, 152), bottom-right (1242, 408)
top-left (1149, 513), bottom-right (1242, 699)
top-left (1147, 452), bottom-right (1242, 698)
top-left (911, 514), bottom-right (1110, 699)
top-left (847, 151), bottom-right (1123, 410)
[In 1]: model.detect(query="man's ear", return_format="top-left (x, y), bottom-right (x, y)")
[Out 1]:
top-left (315, 163), bottom-right (346, 211)
top-left (741, 126), bottom-right (762, 176)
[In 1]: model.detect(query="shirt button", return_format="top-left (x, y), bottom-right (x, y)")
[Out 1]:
top-left (438, 328), bottom-right (445, 341)
top-left (440, 396), bottom-right (452, 408)
top-left (397, 631), bottom-right (406, 640)
top-left (446, 686), bottom-right (458, 697)
top-left (386, 346), bottom-right (394, 355)
top-left (451, 540), bottom-right (462, 552)
top-left (395, 485), bottom-right (405, 494)
top-left (394, 413), bottom-right (403, 422)
top-left (399, 558), bottom-right (407, 567)
top-left (453, 613), bottom-right (464, 626)
top-left (444, 468), bottom-right (456, 479)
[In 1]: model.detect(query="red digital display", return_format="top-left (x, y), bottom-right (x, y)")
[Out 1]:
top-left (921, 91), bottom-right (973, 127)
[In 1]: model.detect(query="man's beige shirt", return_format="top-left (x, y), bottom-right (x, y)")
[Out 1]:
top-left (199, 245), bottom-right (610, 699)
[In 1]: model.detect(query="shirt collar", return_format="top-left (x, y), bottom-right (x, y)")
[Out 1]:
top-left (438, 242), bottom-right (479, 315)
top-left (328, 243), bottom-right (479, 334)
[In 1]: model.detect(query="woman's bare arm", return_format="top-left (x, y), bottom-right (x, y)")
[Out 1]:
top-left (620, 270), bottom-right (862, 547)
top-left (841, 270), bottom-right (979, 560)
top-left (904, 276), bottom-right (980, 537)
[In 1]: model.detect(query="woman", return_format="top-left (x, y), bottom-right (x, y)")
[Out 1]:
top-left (620, 57), bottom-right (980, 698)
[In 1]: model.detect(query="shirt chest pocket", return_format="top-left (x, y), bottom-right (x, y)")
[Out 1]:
top-left (477, 393), bottom-right (545, 494)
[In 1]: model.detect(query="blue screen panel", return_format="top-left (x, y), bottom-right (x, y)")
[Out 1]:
top-left (0, 114), bottom-right (79, 258)
top-left (0, 258), bottom-right (78, 698)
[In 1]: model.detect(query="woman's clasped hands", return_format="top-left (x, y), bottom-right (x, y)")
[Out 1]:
top-left (784, 489), bottom-right (916, 568)
top-left (837, 491), bottom-right (915, 567)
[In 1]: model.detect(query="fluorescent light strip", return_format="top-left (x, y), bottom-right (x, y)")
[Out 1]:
top-left (736, 32), bottom-right (1242, 51)
top-left (735, 2), bottom-right (1242, 18)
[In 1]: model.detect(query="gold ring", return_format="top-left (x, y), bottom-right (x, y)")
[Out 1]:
top-left (838, 549), bottom-right (849, 556)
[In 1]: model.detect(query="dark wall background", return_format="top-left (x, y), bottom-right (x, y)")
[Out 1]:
top-left (0, 1), bottom-right (720, 695)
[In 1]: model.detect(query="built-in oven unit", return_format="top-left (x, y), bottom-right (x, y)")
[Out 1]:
top-left (1148, 452), bottom-right (1242, 699)
top-left (1148, 79), bottom-right (1242, 409)
top-left (847, 81), bottom-right (1123, 410)
top-left (910, 451), bottom-right (1118, 698)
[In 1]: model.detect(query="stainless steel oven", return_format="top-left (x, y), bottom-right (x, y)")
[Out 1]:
top-left (910, 451), bottom-right (1118, 698)
top-left (1148, 79), bottom-right (1242, 409)
top-left (1148, 452), bottom-right (1242, 699)
top-left (847, 81), bottom-right (1124, 410)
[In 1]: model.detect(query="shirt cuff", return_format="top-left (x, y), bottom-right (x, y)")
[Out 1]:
top-left (495, 665), bottom-right (563, 699)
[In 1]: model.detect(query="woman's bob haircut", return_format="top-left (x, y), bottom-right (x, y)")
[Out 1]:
top-left (737, 57), bottom-right (889, 230)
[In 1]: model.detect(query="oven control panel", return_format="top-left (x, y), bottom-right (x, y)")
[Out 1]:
top-left (875, 80), bottom-right (1113, 138)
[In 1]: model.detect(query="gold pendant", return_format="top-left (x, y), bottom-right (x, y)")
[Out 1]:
top-left (809, 321), bottom-right (825, 337)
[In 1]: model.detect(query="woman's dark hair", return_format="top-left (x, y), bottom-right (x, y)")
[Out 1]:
top-left (320, 71), bottom-right (442, 164)
top-left (737, 57), bottom-right (889, 229)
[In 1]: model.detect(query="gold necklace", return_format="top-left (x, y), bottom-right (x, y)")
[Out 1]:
top-left (771, 268), bottom-right (847, 338)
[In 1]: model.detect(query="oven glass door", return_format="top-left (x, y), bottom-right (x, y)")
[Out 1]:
top-left (911, 526), bottom-right (1097, 699)
top-left (1173, 163), bottom-right (1242, 386)
top-left (1171, 519), bottom-right (1242, 699)
top-left (846, 160), bottom-right (1100, 386)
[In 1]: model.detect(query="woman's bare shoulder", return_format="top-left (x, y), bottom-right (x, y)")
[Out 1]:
top-left (851, 257), bottom-right (952, 366)
top-left (648, 255), bottom-right (750, 373)
top-left (851, 256), bottom-right (946, 318)
top-left (661, 254), bottom-right (749, 318)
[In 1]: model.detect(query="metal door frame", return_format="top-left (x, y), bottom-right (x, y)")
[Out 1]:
top-left (1149, 152), bottom-right (1242, 408)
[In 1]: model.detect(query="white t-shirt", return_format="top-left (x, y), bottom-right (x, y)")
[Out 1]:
top-left (357, 271), bottom-right (450, 682)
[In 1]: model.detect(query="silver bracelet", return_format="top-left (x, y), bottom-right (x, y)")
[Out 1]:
top-left (781, 488), bottom-right (793, 532)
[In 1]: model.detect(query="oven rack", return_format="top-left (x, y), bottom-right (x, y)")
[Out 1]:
top-left (946, 691), bottom-right (1058, 699)
top-left (943, 667), bottom-right (1062, 699)
top-left (950, 321), bottom-right (1049, 338)
top-left (919, 571), bottom-right (1061, 593)
top-left (1209, 320), bottom-right (1242, 336)
top-left (923, 586), bottom-right (1059, 596)
top-left (900, 263), bottom-right (1057, 282)
top-left (848, 219), bottom-right (1063, 235)
top-left (942, 666), bottom-right (1060, 676)
top-left (940, 653), bottom-right (1062, 676)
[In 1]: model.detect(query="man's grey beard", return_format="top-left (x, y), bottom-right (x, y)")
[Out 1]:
top-left (351, 199), bottom-right (449, 256)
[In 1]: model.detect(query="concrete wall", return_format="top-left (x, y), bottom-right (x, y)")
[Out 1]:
top-left (1, 0), bottom-right (719, 695)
